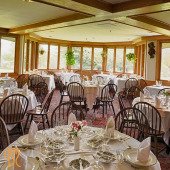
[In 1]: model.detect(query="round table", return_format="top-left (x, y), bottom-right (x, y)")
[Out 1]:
top-left (132, 97), bottom-right (170, 145)
top-left (0, 77), bottom-right (15, 88)
top-left (0, 126), bottom-right (161, 170)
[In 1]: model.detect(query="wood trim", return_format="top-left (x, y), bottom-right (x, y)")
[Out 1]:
top-left (134, 46), bottom-right (138, 74)
top-left (137, 46), bottom-right (141, 75)
top-left (123, 47), bottom-right (126, 73)
top-left (156, 41), bottom-right (162, 80)
top-left (141, 44), bottom-right (145, 76)
top-left (47, 44), bottom-right (50, 69)
top-left (26, 39), bottom-right (30, 71)
top-left (14, 36), bottom-right (20, 74)
top-left (57, 45), bottom-right (60, 69)
top-left (35, 42), bottom-right (39, 69)
top-left (31, 41), bottom-right (35, 70)
top-left (10, 13), bottom-right (91, 34)
top-left (103, 47), bottom-right (107, 72)
top-left (91, 47), bottom-right (94, 70)
top-left (80, 46), bottom-right (83, 72)
top-left (0, 28), bottom-right (9, 34)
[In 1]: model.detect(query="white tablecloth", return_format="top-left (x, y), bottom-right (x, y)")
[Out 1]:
top-left (56, 72), bottom-right (80, 84)
top-left (132, 97), bottom-right (170, 145)
top-left (0, 126), bottom-right (161, 170)
top-left (42, 75), bottom-right (55, 91)
top-left (0, 77), bottom-right (15, 88)
top-left (145, 85), bottom-right (170, 96)
top-left (114, 78), bottom-right (128, 93)
top-left (92, 74), bottom-right (115, 84)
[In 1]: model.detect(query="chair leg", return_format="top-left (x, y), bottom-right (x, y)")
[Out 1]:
top-left (45, 114), bottom-right (50, 128)
top-left (42, 115), bottom-right (46, 129)
top-left (154, 136), bottom-right (158, 156)
top-left (102, 102), bottom-right (105, 117)
top-left (20, 122), bottom-right (24, 135)
top-left (59, 95), bottom-right (63, 104)
top-left (110, 102), bottom-right (115, 116)
top-left (24, 114), bottom-right (30, 132)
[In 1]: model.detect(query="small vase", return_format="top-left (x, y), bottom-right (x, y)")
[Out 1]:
top-left (74, 136), bottom-right (80, 151)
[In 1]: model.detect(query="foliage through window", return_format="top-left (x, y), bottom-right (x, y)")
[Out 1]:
top-left (126, 48), bottom-right (134, 73)
top-left (83, 47), bottom-right (92, 70)
top-left (49, 45), bottom-right (58, 69)
top-left (94, 48), bottom-right (103, 70)
top-left (0, 37), bottom-right (15, 73)
top-left (38, 44), bottom-right (48, 69)
top-left (115, 48), bottom-right (124, 72)
top-left (107, 48), bottom-right (114, 71)
top-left (60, 46), bottom-right (67, 69)
top-left (72, 47), bottom-right (81, 69)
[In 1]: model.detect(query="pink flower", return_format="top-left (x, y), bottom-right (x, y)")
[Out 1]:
top-left (82, 120), bottom-right (87, 126)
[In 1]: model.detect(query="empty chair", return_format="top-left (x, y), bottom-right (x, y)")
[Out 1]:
top-left (58, 80), bottom-right (69, 104)
top-left (134, 102), bottom-right (165, 155)
top-left (0, 116), bottom-right (10, 149)
top-left (158, 88), bottom-right (170, 96)
top-left (138, 79), bottom-right (147, 90)
top-left (25, 89), bottom-right (55, 130)
top-left (67, 82), bottom-right (87, 111)
top-left (115, 107), bottom-right (149, 140)
top-left (118, 92), bottom-right (126, 110)
top-left (28, 74), bottom-right (45, 91)
top-left (116, 74), bottom-right (123, 78)
top-left (0, 94), bottom-right (29, 135)
top-left (16, 74), bottom-right (29, 88)
top-left (34, 82), bottom-right (48, 105)
top-left (125, 78), bottom-right (138, 91)
top-left (54, 75), bottom-right (65, 90)
top-left (96, 76), bottom-right (105, 85)
top-left (95, 84), bottom-right (117, 116)
top-left (69, 75), bottom-right (81, 83)
top-left (51, 102), bottom-right (85, 127)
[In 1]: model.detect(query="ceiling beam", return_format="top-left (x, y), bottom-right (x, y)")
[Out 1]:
top-left (0, 28), bottom-right (9, 34)
top-left (129, 15), bottom-right (170, 30)
top-left (113, 17), bottom-right (170, 36)
top-left (9, 13), bottom-right (91, 34)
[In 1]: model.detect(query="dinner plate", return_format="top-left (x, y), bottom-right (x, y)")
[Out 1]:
top-left (104, 131), bottom-right (121, 141)
top-left (87, 136), bottom-right (104, 148)
top-left (69, 158), bottom-right (90, 170)
top-left (1, 157), bottom-right (39, 170)
top-left (17, 133), bottom-right (45, 147)
top-left (123, 148), bottom-right (157, 168)
top-left (97, 151), bottom-right (116, 163)
top-left (45, 151), bottom-right (66, 163)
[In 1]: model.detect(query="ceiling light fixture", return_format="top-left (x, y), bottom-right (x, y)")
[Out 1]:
top-left (23, 0), bottom-right (32, 2)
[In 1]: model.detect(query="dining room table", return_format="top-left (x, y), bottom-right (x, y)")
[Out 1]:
top-left (41, 74), bottom-right (55, 91)
top-left (132, 96), bottom-right (170, 145)
top-left (0, 125), bottom-right (161, 170)
top-left (92, 74), bottom-right (115, 84)
top-left (0, 77), bottom-right (15, 88)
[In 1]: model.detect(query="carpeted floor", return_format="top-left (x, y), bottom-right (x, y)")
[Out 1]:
top-left (2, 89), bottom-right (170, 169)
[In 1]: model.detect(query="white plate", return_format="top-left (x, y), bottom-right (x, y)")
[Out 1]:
top-left (1, 157), bottom-right (39, 170)
top-left (124, 148), bottom-right (157, 168)
top-left (17, 133), bottom-right (45, 147)
top-left (104, 131), bottom-right (121, 141)
top-left (45, 151), bottom-right (66, 163)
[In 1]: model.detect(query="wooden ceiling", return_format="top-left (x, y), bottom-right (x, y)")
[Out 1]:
top-left (1, 0), bottom-right (170, 41)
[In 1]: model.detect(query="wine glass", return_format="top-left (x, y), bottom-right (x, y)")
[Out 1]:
top-left (92, 146), bottom-right (103, 169)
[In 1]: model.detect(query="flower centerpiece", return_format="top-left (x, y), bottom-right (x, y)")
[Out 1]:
top-left (69, 120), bottom-right (87, 151)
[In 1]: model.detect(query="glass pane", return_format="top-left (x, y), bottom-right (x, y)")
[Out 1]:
top-left (115, 48), bottom-right (124, 72)
top-left (125, 48), bottom-right (134, 73)
top-left (0, 37), bottom-right (15, 73)
top-left (161, 43), bottom-right (170, 80)
top-left (83, 47), bottom-right (92, 70)
top-left (72, 47), bottom-right (81, 69)
top-left (49, 45), bottom-right (58, 69)
top-left (94, 48), bottom-right (103, 70)
top-left (107, 48), bottom-right (114, 71)
top-left (60, 46), bottom-right (67, 69)
top-left (38, 44), bottom-right (48, 69)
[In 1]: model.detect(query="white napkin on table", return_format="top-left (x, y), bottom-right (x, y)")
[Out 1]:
top-left (28, 121), bottom-right (38, 143)
top-left (68, 113), bottom-right (77, 125)
top-left (105, 116), bottom-right (115, 138)
top-left (155, 96), bottom-right (161, 108)
top-left (140, 92), bottom-right (144, 101)
top-left (14, 148), bottom-right (27, 170)
top-left (22, 84), bottom-right (28, 95)
top-left (137, 137), bottom-right (151, 163)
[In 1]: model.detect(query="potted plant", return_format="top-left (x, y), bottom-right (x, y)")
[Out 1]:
top-left (39, 48), bottom-right (45, 55)
top-left (126, 53), bottom-right (136, 62)
top-left (65, 49), bottom-right (76, 66)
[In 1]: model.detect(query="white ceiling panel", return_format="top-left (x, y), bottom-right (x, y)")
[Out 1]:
top-left (0, 0), bottom-right (74, 28)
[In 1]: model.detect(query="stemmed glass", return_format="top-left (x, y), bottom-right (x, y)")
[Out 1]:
top-left (92, 146), bottom-right (103, 169)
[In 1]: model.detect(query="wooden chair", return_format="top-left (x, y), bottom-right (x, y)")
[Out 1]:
top-left (95, 83), bottom-right (117, 116)
top-left (58, 80), bottom-right (69, 104)
top-left (125, 78), bottom-right (138, 91)
top-left (16, 74), bottom-right (29, 88)
top-left (69, 75), bottom-right (81, 83)
top-left (25, 89), bottom-right (55, 131)
top-left (28, 74), bottom-right (45, 92)
top-left (118, 93), bottom-right (126, 110)
top-left (158, 88), bottom-right (170, 96)
top-left (115, 107), bottom-right (149, 141)
top-left (138, 79), bottom-right (147, 90)
top-left (134, 102), bottom-right (165, 155)
top-left (34, 82), bottom-right (48, 105)
top-left (0, 116), bottom-right (10, 149)
top-left (0, 94), bottom-right (29, 135)
top-left (96, 76), bottom-right (105, 85)
top-left (116, 74), bottom-right (123, 78)
top-left (51, 102), bottom-right (85, 127)
top-left (67, 82), bottom-right (87, 111)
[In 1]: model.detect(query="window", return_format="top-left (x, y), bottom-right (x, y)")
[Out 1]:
top-left (115, 48), bottom-right (124, 72)
top-left (72, 47), bottom-right (81, 69)
top-left (107, 48), bottom-right (114, 71)
top-left (160, 43), bottom-right (170, 80)
top-left (38, 44), bottom-right (48, 69)
top-left (94, 48), bottom-right (103, 70)
top-left (59, 46), bottom-right (67, 69)
top-left (125, 48), bottom-right (134, 73)
top-left (83, 47), bottom-right (92, 70)
top-left (0, 37), bottom-right (15, 73)
top-left (49, 45), bottom-right (58, 69)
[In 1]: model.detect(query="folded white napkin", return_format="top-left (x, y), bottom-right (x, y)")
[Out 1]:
top-left (14, 148), bottom-right (27, 170)
top-left (28, 121), bottom-right (38, 143)
top-left (68, 113), bottom-right (77, 125)
top-left (143, 88), bottom-right (150, 98)
top-left (140, 92), bottom-right (144, 101)
top-left (137, 137), bottom-right (151, 163)
top-left (105, 116), bottom-right (115, 138)
top-left (22, 84), bottom-right (28, 96)
top-left (155, 96), bottom-right (161, 108)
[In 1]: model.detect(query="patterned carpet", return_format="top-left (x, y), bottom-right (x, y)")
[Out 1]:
top-left (2, 89), bottom-right (170, 169)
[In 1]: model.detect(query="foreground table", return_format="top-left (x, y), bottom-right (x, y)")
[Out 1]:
top-left (0, 126), bottom-right (161, 170)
